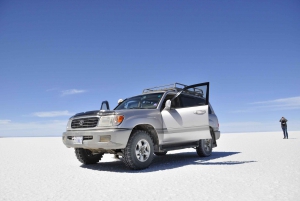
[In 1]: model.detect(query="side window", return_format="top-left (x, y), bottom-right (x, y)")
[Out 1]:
top-left (180, 95), bottom-right (206, 108)
top-left (172, 97), bottom-right (181, 108)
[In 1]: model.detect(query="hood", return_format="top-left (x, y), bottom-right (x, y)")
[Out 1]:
top-left (73, 110), bottom-right (116, 118)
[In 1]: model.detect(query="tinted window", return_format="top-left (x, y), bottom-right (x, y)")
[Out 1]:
top-left (180, 95), bottom-right (206, 108)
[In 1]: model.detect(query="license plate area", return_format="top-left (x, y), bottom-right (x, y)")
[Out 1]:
top-left (73, 136), bottom-right (83, 144)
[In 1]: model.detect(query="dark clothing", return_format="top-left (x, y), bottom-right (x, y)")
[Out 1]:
top-left (279, 117), bottom-right (288, 139)
top-left (282, 127), bottom-right (288, 139)
top-left (280, 118), bottom-right (287, 127)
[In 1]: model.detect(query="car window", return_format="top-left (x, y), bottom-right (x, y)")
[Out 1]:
top-left (115, 93), bottom-right (164, 110)
top-left (180, 94), bottom-right (206, 108)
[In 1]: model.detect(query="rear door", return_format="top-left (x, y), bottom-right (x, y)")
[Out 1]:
top-left (161, 82), bottom-right (211, 144)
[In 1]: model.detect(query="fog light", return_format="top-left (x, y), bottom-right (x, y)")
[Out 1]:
top-left (100, 135), bottom-right (111, 142)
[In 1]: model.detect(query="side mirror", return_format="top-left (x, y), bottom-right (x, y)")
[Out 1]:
top-left (118, 99), bottom-right (123, 104)
top-left (164, 100), bottom-right (171, 110)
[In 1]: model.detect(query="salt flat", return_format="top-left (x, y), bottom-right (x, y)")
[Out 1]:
top-left (0, 131), bottom-right (299, 201)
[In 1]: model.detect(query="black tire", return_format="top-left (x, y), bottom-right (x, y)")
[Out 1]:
top-left (123, 130), bottom-right (154, 170)
top-left (154, 151), bottom-right (168, 156)
top-left (196, 139), bottom-right (213, 157)
top-left (75, 148), bottom-right (103, 164)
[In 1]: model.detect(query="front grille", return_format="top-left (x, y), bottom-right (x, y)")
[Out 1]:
top-left (67, 136), bottom-right (93, 140)
top-left (71, 117), bottom-right (99, 128)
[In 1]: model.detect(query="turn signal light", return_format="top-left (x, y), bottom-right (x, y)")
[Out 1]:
top-left (114, 115), bottom-right (124, 125)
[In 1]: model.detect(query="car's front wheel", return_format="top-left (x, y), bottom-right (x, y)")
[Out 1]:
top-left (123, 130), bottom-right (154, 170)
top-left (75, 148), bottom-right (103, 164)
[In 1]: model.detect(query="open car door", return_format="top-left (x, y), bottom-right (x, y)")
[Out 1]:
top-left (161, 82), bottom-right (211, 144)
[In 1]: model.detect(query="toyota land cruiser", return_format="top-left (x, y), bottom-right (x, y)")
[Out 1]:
top-left (62, 82), bottom-right (220, 170)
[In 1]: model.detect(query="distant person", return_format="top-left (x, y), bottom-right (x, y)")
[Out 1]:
top-left (279, 117), bottom-right (288, 139)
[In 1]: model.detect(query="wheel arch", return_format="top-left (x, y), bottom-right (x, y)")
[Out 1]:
top-left (130, 124), bottom-right (159, 151)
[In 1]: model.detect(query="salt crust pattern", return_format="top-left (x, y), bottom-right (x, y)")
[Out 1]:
top-left (0, 131), bottom-right (299, 201)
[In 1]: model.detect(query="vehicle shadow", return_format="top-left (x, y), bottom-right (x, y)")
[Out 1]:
top-left (80, 151), bottom-right (257, 173)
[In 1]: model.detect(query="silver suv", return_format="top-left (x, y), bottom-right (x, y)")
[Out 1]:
top-left (62, 82), bottom-right (220, 170)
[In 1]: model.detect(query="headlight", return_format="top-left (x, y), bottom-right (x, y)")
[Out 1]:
top-left (66, 119), bottom-right (72, 130)
top-left (98, 115), bottom-right (124, 127)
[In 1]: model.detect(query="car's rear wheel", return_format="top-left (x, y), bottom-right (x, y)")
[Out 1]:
top-left (196, 139), bottom-right (212, 157)
top-left (123, 130), bottom-right (154, 170)
top-left (75, 148), bottom-right (103, 164)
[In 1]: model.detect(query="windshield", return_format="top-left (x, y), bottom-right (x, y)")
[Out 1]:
top-left (115, 93), bottom-right (164, 110)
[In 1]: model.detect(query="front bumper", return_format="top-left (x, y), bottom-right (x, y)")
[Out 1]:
top-left (62, 128), bottom-right (131, 150)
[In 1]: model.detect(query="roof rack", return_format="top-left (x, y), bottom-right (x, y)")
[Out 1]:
top-left (143, 83), bottom-right (204, 97)
top-left (143, 83), bottom-right (186, 94)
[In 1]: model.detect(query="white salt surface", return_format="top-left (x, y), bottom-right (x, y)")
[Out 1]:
top-left (1, 131), bottom-right (299, 201)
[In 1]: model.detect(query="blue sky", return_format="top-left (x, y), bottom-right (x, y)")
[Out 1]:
top-left (0, 0), bottom-right (299, 136)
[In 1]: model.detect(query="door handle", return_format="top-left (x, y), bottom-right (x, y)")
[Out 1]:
top-left (194, 110), bottom-right (206, 115)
